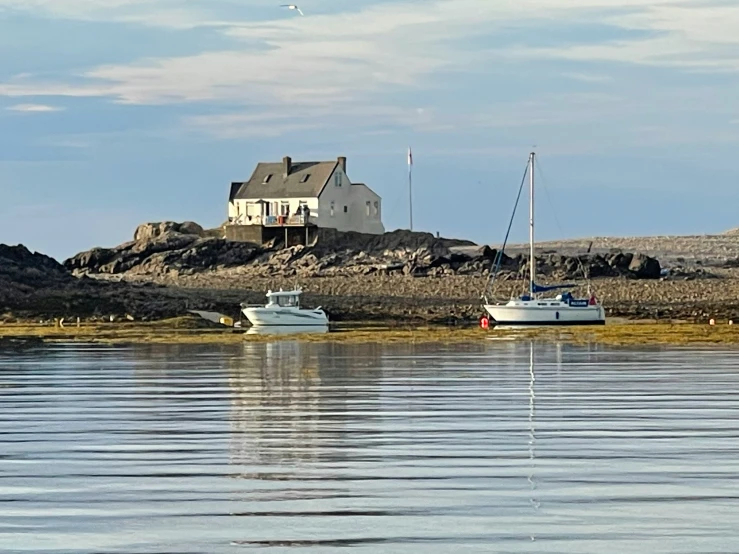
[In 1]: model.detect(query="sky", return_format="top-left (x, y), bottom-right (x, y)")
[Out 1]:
top-left (2, 0), bottom-right (739, 260)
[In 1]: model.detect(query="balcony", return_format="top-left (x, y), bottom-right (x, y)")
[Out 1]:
top-left (229, 214), bottom-right (313, 226)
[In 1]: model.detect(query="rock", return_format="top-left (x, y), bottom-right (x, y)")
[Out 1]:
top-left (627, 253), bottom-right (661, 279)
top-left (66, 222), bottom-right (262, 276)
top-left (448, 244), bottom-right (500, 262)
top-left (133, 221), bottom-right (204, 242)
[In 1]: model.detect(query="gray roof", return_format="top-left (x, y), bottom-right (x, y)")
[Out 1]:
top-left (231, 160), bottom-right (339, 200)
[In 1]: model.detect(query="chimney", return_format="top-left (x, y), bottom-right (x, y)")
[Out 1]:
top-left (283, 156), bottom-right (292, 177)
top-left (337, 156), bottom-right (346, 174)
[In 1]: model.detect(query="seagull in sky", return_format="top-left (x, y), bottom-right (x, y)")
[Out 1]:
top-left (281, 4), bottom-right (304, 15)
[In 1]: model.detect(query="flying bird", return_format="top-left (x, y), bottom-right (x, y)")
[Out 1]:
top-left (281, 4), bottom-right (304, 15)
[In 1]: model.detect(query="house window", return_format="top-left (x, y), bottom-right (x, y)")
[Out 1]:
top-left (343, 205), bottom-right (348, 213)
top-left (263, 174), bottom-right (272, 184)
top-left (330, 201), bottom-right (335, 217)
top-left (366, 201), bottom-right (371, 216)
top-left (334, 173), bottom-right (341, 187)
top-left (300, 174), bottom-right (311, 183)
top-left (373, 201), bottom-right (379, 217)
top-left (280, 201), bottom-right (290, 216)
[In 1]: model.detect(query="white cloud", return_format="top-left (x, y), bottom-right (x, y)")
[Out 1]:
top-left (6, 103), bottom-right (64, 113)
top-left (509, 4), bottom-right (739, 70)
top-left (0, 0), bottom-right (218, 29)
top-left (0, 0), bottom-right (738, 136)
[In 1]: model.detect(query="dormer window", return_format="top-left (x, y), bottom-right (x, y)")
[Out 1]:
top-left (263, 174), bottom-right (272, 184)
top-left (300, 174), bottom-right (311, 183)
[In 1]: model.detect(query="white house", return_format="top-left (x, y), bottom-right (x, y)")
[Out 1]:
top-left (228, 156), bottom-right (385, 235)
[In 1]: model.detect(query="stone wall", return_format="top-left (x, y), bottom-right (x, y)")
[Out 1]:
top-left (225, 224), bottom-right (318, 246)
top-left (224, 225), bottom-right (265, 244)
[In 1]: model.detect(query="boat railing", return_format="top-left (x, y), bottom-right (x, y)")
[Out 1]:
top-left (240, 302), bottom-right (265, 308)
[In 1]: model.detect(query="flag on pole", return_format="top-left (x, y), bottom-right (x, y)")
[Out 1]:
top-left (407, 146), bottom-right (413, 166)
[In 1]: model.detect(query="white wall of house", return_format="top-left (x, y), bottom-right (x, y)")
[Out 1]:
top-left (229, 164), bottom-right (384, 234)
top-left (229, 197), bottom-right (319, 222)
top-left (350, 184), bottom-right (384, 234)
top-left (315, 167), bottom-right (384, 234)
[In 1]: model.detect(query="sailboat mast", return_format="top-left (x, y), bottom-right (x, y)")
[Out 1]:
top-left (529, 152), bottom-right (536, 298)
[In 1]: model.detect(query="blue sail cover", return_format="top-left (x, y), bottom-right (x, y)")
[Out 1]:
top-left (531, 282), bottom-right (576, 294)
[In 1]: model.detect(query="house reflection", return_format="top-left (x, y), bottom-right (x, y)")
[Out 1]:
top-left (226, 341), bottom-right (387, 476)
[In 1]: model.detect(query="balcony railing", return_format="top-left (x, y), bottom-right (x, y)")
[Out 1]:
top-left (228, 214), bottom-right (312, 226)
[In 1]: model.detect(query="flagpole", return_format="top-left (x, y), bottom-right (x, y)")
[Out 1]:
top-left (408, 146), bottom-right (413, 231)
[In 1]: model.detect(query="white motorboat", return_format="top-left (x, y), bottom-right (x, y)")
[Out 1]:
top-left (482, 152), bottom-right (605, 327)
top-left (241, 288), bottom-right (328, 327)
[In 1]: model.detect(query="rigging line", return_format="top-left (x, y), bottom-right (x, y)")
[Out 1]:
top-left (534, 157), bottom-right (594, 291)
top-left (482, 160), bottom-right (530, 301)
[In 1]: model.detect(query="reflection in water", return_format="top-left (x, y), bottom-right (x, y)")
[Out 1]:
top-left (227, 341), bottom-right (385, 473)
top-left (528, 343), bottom-right (540, 521)
top-left (245, 325), bottom-right (329, 336)
top-left (4, 342), bottom-right (739, 552)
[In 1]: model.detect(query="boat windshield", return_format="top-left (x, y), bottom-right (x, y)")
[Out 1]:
top-left (276, 295), bottom-right (299, 307)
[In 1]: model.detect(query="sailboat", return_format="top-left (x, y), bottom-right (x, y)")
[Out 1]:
top-left (483, 152), bottom-right (606, 326)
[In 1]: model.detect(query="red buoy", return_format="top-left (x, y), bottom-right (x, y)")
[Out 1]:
top-left (480, 316), bottom-right (489, 329)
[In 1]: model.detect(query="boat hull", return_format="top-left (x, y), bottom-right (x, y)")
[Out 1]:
top-left (241, 307), bottom-right (328, 327)
top-left (484, 301), bottom-right (605, 326)
top-left (246, 324), bottom-right (328, 335)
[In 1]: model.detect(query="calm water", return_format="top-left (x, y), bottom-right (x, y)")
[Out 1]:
top-left (2, 340), bottom-right (739, 553)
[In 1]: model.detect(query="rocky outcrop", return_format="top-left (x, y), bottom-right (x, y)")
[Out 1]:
top-left (493, 251), bottom-right (662, 282)
top-left (65, 224), bottom-right (261, 276)
top-left (627, 253), bottom-right (662, 279)
top-left (0, 244), bottom-right (73, 297)
top-left (313, 228), bottom-right (473, 257)
top-left (133, 221), bottom-right (205, 241)
top-left (0, 242), bottom-right (247, 321)
top-left (64, 221), bottom-right (663, 282)
top-left (0, 229), bottom-right (733, 326)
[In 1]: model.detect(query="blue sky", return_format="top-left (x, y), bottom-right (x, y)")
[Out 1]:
top-left (2, 0), bottom-right (739, 260)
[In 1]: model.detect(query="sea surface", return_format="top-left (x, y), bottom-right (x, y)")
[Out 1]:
top-left (2, 339), bottom-right (739, 553)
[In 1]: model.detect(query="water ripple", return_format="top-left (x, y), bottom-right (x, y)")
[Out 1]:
top-left (2, 341), bottom-right (739, 552)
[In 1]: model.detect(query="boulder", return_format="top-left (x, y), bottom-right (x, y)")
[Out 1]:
top-left (133, 221), bottom-right (204, 242)
top-left (627, 253), bottom-right (662, 279)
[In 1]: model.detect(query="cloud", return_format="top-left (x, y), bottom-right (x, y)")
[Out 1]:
top-left (0, 0), bottom-right (737, 137)
top-left (508, 3), bottom-right (739, 71)
top-left (183, 103), bottom-right (446, 138)
top-left (561, 73), bottom-right (613, 83)
top-left (5, 103), bottom-right (64, 113)
top-left (0, 0), bottom-right (220, 29)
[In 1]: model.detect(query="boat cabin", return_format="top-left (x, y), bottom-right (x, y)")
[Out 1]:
top-left (265, 289), bottom-right (302, 308)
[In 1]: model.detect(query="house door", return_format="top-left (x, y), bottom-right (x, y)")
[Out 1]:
top-left (263, 202), bottom-right (271, 217)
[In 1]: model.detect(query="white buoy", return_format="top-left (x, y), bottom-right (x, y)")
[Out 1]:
top-left (709, 318), bottom-right (715, 326)
top-left (730, 320), bottom-right (734, 326)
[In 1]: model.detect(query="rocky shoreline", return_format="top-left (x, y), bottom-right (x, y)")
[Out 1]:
top-left (2, 221), bottom-right (738, 324)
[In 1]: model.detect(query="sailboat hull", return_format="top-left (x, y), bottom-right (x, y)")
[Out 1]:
top-left (484, 301), bottom-right (605, 326)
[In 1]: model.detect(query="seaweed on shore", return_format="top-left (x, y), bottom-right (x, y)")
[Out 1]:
top-left (2, 319), bottom-right (739, 347)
